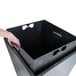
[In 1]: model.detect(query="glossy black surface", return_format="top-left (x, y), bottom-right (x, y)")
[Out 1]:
top-left (7, 20), bottom-right (76, 59)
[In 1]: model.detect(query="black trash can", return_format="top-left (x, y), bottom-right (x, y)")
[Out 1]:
top-left (4, 20), bottom-right (76, 76)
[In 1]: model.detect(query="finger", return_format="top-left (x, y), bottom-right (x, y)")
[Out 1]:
top-left (11, 42), bottom-right (20, 51)
top-left (8, 39), bottom-right (13, 46)
top-left (13, 45), bottom-right (20, 51)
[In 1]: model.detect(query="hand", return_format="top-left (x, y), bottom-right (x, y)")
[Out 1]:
top-left (6, 32), bottom-right (21, 50)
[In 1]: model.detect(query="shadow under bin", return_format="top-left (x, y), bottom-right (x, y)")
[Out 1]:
top-left (4, 20), bottom-right (76, 76)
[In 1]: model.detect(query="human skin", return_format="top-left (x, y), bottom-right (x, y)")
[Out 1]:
top-left (0, 28), bottom-right (20, 50)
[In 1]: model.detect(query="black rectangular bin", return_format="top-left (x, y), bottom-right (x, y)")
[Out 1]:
top-left (4, 20), bottom-right (76, 76)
